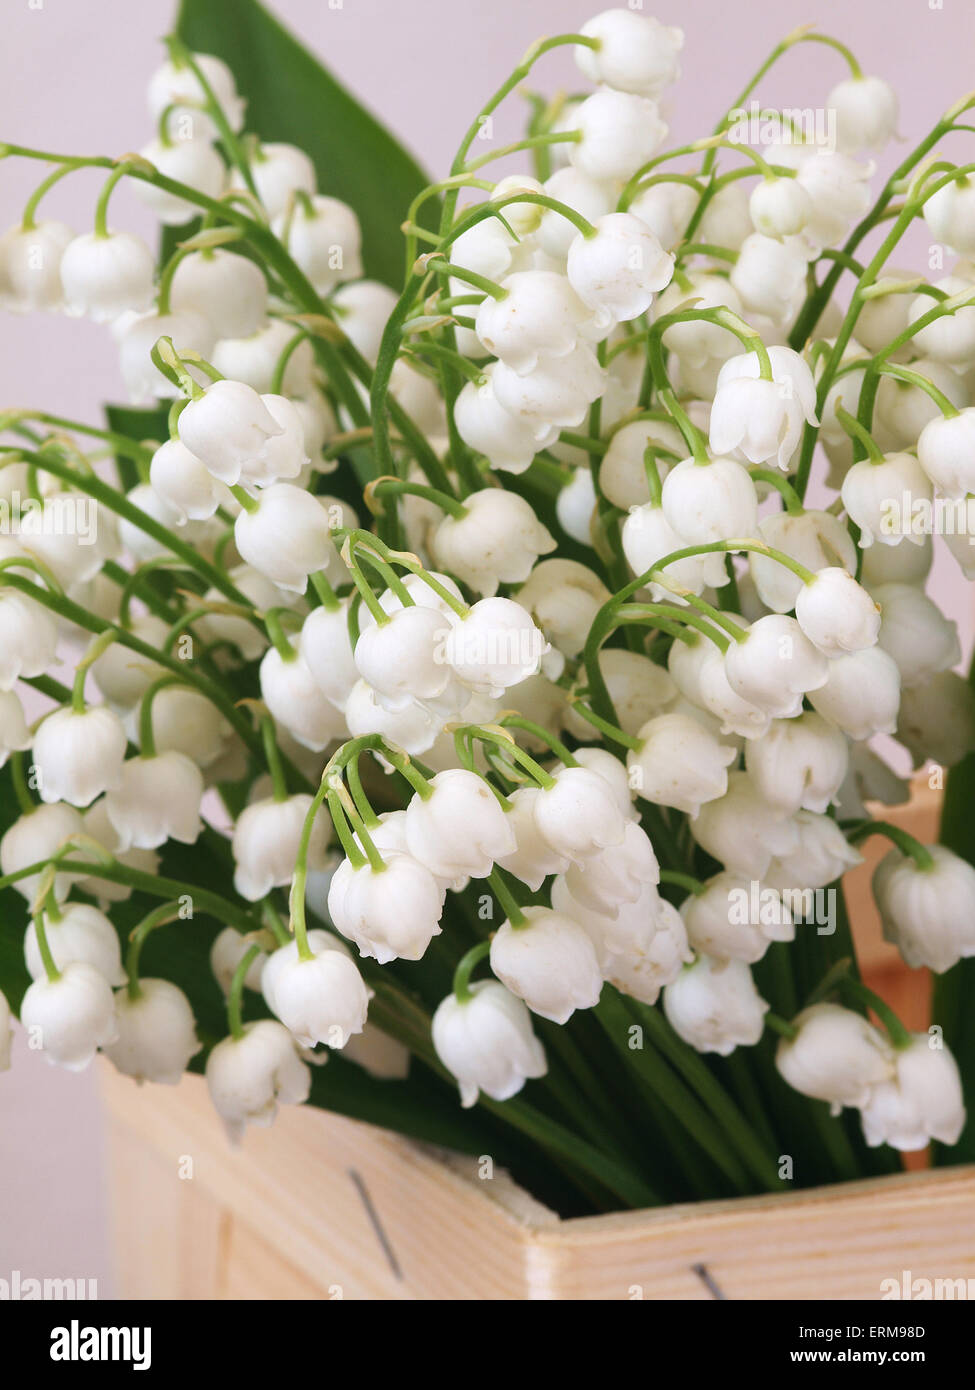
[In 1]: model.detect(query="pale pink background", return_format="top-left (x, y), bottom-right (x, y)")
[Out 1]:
top-left (2, 0), bottom-right (974, 1295)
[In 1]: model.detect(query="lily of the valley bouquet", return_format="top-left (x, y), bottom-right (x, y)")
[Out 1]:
top-left (2, 0), bottom-right (975, 1214)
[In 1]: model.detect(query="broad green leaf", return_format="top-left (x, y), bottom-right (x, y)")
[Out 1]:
top-left (172, 0), bottom-right (435, 289)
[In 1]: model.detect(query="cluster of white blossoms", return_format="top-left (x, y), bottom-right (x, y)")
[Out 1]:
top-left (0, 10), bottom-right (973, 1183)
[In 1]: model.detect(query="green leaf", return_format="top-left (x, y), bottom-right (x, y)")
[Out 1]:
top-left (171, 0), bottom-right (435, 289)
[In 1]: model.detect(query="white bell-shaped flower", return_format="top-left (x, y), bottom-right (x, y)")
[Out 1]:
top-left (495, 786), bottom-right (572, 891)
top-left (896, 670), bottom-right (975, 770)
top-left (536, 166), bottom-right (614, 260)
top-left (751, 509), bottom-right (857, 614)
top-left (531, 765), bottom-right (627, 861)
top-left (622, 502), bottom-right (725, 599)
top-left (743, 711), bottom-right (849, 815)
top-left (20, 961), bottom-right (118, 1070)
top-left (873, 583), bottom-right (961, 689)
top-left (344, 677), bottom-right (440, 756)
top-left (492, 343), bottom-right (605, 437)
top-left (660, 455), bottom-right (759, 546)
top-left (515, 560), bottom-right (609, 660)
top-left (0, 219), bottom-right (73, 312)
top-left (211, 318), bottom-right (315, 395)
top-left (724, 615), bottom-right (829, 719)
top-left (569, 90), bottom-right (668, 182)
top-left (298, 600), bottom-right (359, 712)
top-left (433, 980), bottom-right (547, 1108)
top-left (431, 489), bottom-right (555, 596)
top-left (860, 1035), bottom-right (966, 1150)
top-left (330, 279), bottom-right (397, 364)
top-left (25, 903), bottom-right (126, 985)
top-left (272, 194), bottom-right (363, 293)
top-left (475, 271), bottom-right (600, 374)
top-left (567, 213), bottom-right (674, 324)
top-left (796, 152), bottom-right (874, 249)
top-left (709, 345), bottom-right (818, 472)
top-left (627, 711), bottom-right (736, 816)
top-left (0, 591), bottom-right (58, 689)
top-left (136, 686), bottom-right (231, 769)
top-left (259, 646), bottom-right (348, 750)
top-left (176, 378), bottom-right (284, 486)
top-left (32, 706), bottom-right (126, 809)
top-left (729, 232), bottom-right (813, 324)
top-left (765, 810), bottom-right (862, 892)
top-left (205, 1019), bottom-right (311, 1143)
top-left (89, 613), bottom-right (167, 709)
top-left (104, 750), bottom-right (204, 850)
top-left (326, 852), bottom-right (445, 963)
top-left (0, 802), bottom-right (84, 903)
top-left (873, 844), bottom-right (975, 972)
top-left (149, 437), bottom-right (232, 522)
top-left (663, 954), bottom-right (768, 1056)
top-left (354, 604), bottom-right (458, 711)
top-left (629, 180), bottom-right (697, 251)
top-left (828, 74), bottom-right (898, 152)
top-left (134, 136), bottom-right (226, 224)
top-left (795, 568), bottom-right (881, 657)
top-left (232, 793), bottom-right (332, 902)
top-left (147, 52), bottom-right (245, 137)
top-left (443, 597), bottom-right (546, 696)
top-left (561, 819), bottom-right (659, 917)
top-left (60, 230), bottom-right (156, 321)
top-left (0, 688), bottom-right (31, 767)
top-left (104, 979), bottom-right (201, 1084)
top-left (576, 9), bottom-right (683, 96)
top-left (454, 367), bottom-right (554, 475)
top-left (169, 248), bottom-right (268, 340)
top-left (776, 1003), bottom-right (895, 1113)
top-left (917, 407), bottom-right (975, 498)
top-left (921, 174), bottom-right (975, 255)
top-left (690, 772), bottom-right (800, 878)
top-left (668, 635), bottom-right (771, 740)
top-left (749, 177), bottom-right (813, 238)
top-left (404, 769), bottom-right (516, 880)
top-left (681, 871), bottom-right (794, 964)
top-left (876, 357), bottom-right (967, 447)
top-left (908, 276), bottom-right (975, 365)
top-left (210, 927), bottom-right (266, 995)
top-left (809, 645), bottom-right (901, 740)
top-left (841, 452), bottom-right (933, 547)
top-left (490, 906), bottom-right (603, 1024)
top-left (234, 141), bottom-right (315, 219)
top-left (235, 484), bottom-right (349, 593)
top-left (262, 931), bottom-right (371, 1047)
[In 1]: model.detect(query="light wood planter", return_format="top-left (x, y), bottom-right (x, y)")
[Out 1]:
top-left (100, 776), bottom-right (975, 1300)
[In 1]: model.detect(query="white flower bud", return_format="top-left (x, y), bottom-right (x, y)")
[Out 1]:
top-left (873, 582), bottom-right (960, 689)
top-left (20, 961), bottom-right (118, 1071)
top-left (537, 167), bottom-right (614, 260)
top-left (272, 195), bottom-right (362, 293)
top-left (236, 142), bottom-right (315, 219)
top-left (561, 820), bottom-right (659, 916)
top-left (766, 810), bottom-right (862, 891)
top-left (210, 927), bottom-right (266, 996)
top-left (33, 706), bottom-right (127, 809)
top-left (454, 366), bottom-right (554, 475)
top-left (576, 9), bottom-right (683, 96)
top-left (724, 615), bottom-right (829, 719)
top-left (661, 455), bottom-right (759, 546)
top-left (235, 484), bottom-right (349, 593)
top-left (404, 769), bottom-right (516, 880)
top-left (490, 906), bottom-right (603, 1023)
top-left (25, 903), bottom-right (125, 985)
top-left (668, 634), bottom-right (772, 739)
top-left (796, 152), bottom-right (873, 249)
top-left (0, 220), bottom-right (73, 312)
top-left (627, 711), bottom-right (735, 815)
top-left (432, 489), bottom-right (555, 596)
top-left (433, 980), bottom-right (547, 1107)
top-left (794, 568), bottom-right (881, 657)
top-left (443, 597), bottom-right (545, 695)
top-left (344, 678), bottom-right (440, 755)
top-left (776, 1003), bottom-right (895, 1112)
top-left (860, 1035), bottom-right (966, 1151)
top-left (730, 233), bottom-right (813, 324)
top-left (709, 345), bottom-right (818, 472)
top-left (917, 407), bottom-right (975, 498)
top-left (354, 604), bottom-right (458, 711)
top-left (681, 872), bottom-right (794, 964)
top-left (663, 955), bottom-right (768, 1056)
top-left (134, 136), bottom-right (226, 224)
top-left (829, 75), bottom-right (898, 152)
top-left (492, 342), bottom-right (606, 436)
top-left (331, 279), bottom-right (397, 364)
top-left (749, 177), bottom-right (812, 238)
top-left (629, 181), bottom-right (697, 251)
top-left (327, 852), bottom-right (445, 964)
top-left (205, 1019), bottom-right (311, 1143)
top-left (298, 600), bottom-right (359, 712)
top-left (751, 509), bottom-right (856, 613)
top-left (0, 591), bottom-right (59, 689)
top-left (211, 318), bottom-right (315, 395)
top-left (874, 844), bottom-right (975, 972)
top-left (176, 378), bottom-right (284, 486)
top-left (60, 231), bottom-right (156, 321)
top-left (169, 248), bottom-right (268, 339)
top-left (495, 786), bottom-right (571, 891)
top-left (149, 436), bottom-right (232, 522)
top-left (232, 793), bottom-right (332, 902)
top-left (569, 90), bottom-right (668, 183)
top-left (908, 275), bottom-right (975, 365)
top-left (690, 772), bottom-right (800, 878)
top-left (147, 53), bottom-right (245, 137)
top-left (476, 270), bottom-right (601, 374)
top-left (922, 174), bottom-right (975, 255)
top-left (744, 712), bottom-right (849, 816)
top-left (262, 931), bottom-right (371, 1046)
top-left (567, 213), bottom-right (674, 324)
top-left (259, 646), bottom-right (350, 750)
top-left (104, 979), bottom-right (201, 1084)
top-left (0, 802), bottom-right (84, 904)
top-left (808, 645), bottom-right (901, 740)
top-left (531, 765), bottom-right (627, 862)
top-left (104, 751), bottom-right (204, 850)
top-left (0, 689), bottom-right (31, 766)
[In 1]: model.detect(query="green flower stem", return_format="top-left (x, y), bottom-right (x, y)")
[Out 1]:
top-left (659, 869), bottom-right (706, 896)
top-left (457, 725), bottom-right (556, 790)
top-left (9, 752), bottom-right (35, 816)
top-left (166, 37), bottom-right (259, 201)
top-left (32, 910), bottom-right (61, 983)
top-left (331, 777), bottom-right (386, 874)
top-left (427, 259), bottom-right (506, 301)
top-left (340, 544), bottom-right (392, 626)
top-left (262, 900), bottom-right (291, 948)
top-left (749, 468), bottom-right (805, 515)
top-left (260, 715), bottom-right (289, 803)
top-left (488, 868), bottom-right (527, 928)
top-left (567, 700), bottom-right (642, 752)
top-left (367, 477), bottom-right (468, 519)
top-left (643, 447), bottom-right (664, 507)
top-left (137, 675), bottom-right (191, 758)
top-left (20, 161), bottom-right (78, 228)
top-left (846, 819), bottom-right (935, 871)
top-left (405, 340), bottom-right (486, 384)
top-left (125, 899), bottom-right (182, 1001)
top-left (228, 945), bottom-right (262, 1041)
top-left (71, 630), bottom-right (116, 713)
top-left (93, 163), bottom-right (128, 237)
top-left (324, 785), bottom-right (365, 871)
top-left (619, 602), bottom-right (728, 650)
top-left (874, 362), bottom-right (961, 418)
top-left (308, 570), bottom-right (340, 612)
top-left (497, 716), bottom-right (577, 767)
top-left (649, 580), bottom-right (748, 643)
top-left (839, 977), bottom-right (913, 1051)
top-left (0, 553), bottom-right (63, 596)
top-left (263, 606), bottom-right (299, 660)
top-left (452, 940), bottom-right (492, 1002)
top-left (346, 754), bottom-right (379, 829)
top-left (765, 1010), bottom-right (800, 1041)
top-left (833, 404), bottom-right (884, 462)
top-left (269, 329), bottom-right (310, 395)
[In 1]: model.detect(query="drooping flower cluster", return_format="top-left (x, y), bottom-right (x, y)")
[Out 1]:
top-left (0, 9), bottom-right (973, 1197)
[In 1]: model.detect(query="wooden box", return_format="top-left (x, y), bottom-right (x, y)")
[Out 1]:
top-left (100, 777), bottom-right (975, 1300)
